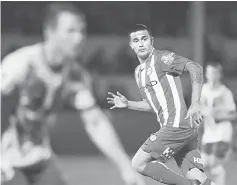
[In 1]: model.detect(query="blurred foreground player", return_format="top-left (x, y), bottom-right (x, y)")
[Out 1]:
top-left (107, 24), bottom-right (216, 185)
top-left (200, 63), bottom-right (237, 185)
top-left (1, 3), bottom-right (145, 185)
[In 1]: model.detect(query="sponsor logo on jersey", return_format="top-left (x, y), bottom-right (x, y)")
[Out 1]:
top-left (193, 157), bottom-right (204, 164)
top-left (161, 52), bottom-right (174, 65)
top-left (140, 80), bottom-right (158, 93)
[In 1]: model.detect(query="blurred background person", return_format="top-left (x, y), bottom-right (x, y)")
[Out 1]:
top-left (200, 62), bottom-right (237, 185)
top-left (1, 3), bottom-right (145, 185)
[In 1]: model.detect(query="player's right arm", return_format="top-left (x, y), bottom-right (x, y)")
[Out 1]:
top-left (107, 65), bottom-right (152, 112)
top-left (1, 48), bottom-right (30, 95)
top-left (107, 91), bottom-right (152, 112)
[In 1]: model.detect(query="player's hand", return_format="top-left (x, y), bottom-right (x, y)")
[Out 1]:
top-left (107, 91), bottom-right (128, 109)
top-left (185, 102), bottom-right (204, 127)
top-left (121, 170), bottom-right (146, 185)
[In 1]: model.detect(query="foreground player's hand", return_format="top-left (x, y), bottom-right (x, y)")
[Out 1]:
top-left (185, 102), bottom-right (204, 127)
top-left (1, 154), bottom-right (15, 183)
top-left (121, 170), bottom-right (146, 185)
top-left (107, 91), bottom-right (128, 109)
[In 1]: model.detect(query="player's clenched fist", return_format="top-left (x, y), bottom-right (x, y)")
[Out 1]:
top-left (107, 91), bottom-right (128, 109)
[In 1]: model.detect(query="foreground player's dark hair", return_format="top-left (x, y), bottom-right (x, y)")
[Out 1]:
top-left (129, 24), bottom-right (152, 37)
top-left (43, 2), bottom-right (85, 29)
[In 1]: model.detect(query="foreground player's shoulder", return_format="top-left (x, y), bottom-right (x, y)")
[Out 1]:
top-left (2, 44), bottom-right (40, 68)
top-left (1, 44), bottom-right (41, 94)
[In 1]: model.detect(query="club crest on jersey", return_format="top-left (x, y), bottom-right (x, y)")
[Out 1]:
top-left (150, 134), bottom-right (157, 141)
top-left (147, 67), bottom-right (152, 76)
top-left (161, 52), bottom-right (174, 65)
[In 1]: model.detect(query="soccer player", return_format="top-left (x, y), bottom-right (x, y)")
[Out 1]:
top-left (107, 24), bottom-right (216, 185)
top-left (200, 62), bottom-right (237, 185)
top-left (1, 3), bottom-right (145, 185)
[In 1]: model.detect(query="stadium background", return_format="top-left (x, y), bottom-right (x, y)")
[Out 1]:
top-left (1, 2), bottom-right (237, 185)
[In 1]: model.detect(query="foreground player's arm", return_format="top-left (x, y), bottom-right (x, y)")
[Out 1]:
top-left (72, 86), bottom-right (144, 184)
top-left (1, 48), bottom-right (30, 95)
top-left (80, 107), bottom-right (133, 171)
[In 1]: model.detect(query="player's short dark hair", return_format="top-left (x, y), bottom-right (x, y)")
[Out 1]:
top-left (129, 24), bottom-right (152, 38)
top-left (43, 2), bottom-right (85, 30)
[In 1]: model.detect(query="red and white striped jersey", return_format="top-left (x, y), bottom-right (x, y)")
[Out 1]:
top-left (134, 49), bottom-right (190, 128)
top-left (1, 43), bottom-right (96, 146)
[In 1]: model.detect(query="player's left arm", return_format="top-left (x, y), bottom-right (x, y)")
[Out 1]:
top-left (183, 60), bottom-right (203, 104)
top-left (182, 60), bottom-right (204, 125)
top-left (161, 51), bottom-right (204, 123)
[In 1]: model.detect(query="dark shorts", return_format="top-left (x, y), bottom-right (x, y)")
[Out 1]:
top-left (3, 156), bottom-right (67, 185)
top-left (141, 126), bottom-right (204, 175)
top-left (202, 142), bottom-right (230, 158)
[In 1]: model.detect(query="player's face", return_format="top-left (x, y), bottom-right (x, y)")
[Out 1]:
top-left (205, 65), bottom-right (222, 84)
top-left (17, 105), bottom-right (43, 131)
top-left (49, 12), bottom-right (86, 60)
top-left (129, 30), bottom-right (153, 60)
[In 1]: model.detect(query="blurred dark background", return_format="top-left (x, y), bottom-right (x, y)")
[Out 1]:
top-left (1, 1), bottom-right (237, 156)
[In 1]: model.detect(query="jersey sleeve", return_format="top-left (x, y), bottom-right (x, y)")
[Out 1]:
top-left (73, 87), bottom-right (97, 110)
top-left (66, 64), bottom-right (97, 111)
top-left (160, 51), bottom-right (189, 76)
top-left (1, 49), bottom-right (30, 95)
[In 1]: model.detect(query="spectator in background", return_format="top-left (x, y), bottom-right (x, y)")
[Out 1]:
top-left (200, 62), bottom-right (237, 185)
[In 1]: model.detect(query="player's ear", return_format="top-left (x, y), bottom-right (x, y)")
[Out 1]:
top-left (43, 27), bottom-right (51, 40)
top-left (129, 42), bottom-right (134, 50)
top-left (151, 37), bottom-right (154, 46)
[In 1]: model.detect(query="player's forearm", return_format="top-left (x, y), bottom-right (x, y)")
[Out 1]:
top-left (81, 107), bottom-right (132, 172)
top-left (191, 83), bottom-right (203, 104)
top-left (185, 61), bottom-right (203, 103)
top-left (215, 111), bottom-right (237, 122)
top-left (127, 100), bottom-right (152, 112)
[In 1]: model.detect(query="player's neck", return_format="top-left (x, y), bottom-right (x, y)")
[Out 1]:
top-left (138, 47), bottom-right (154, 64)
top-left (44, 42), bottom-right (66, 72)
top-left (44, 42), bottom-right (63, 61)
top-left (208, 81), bottom-right (222, 89)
